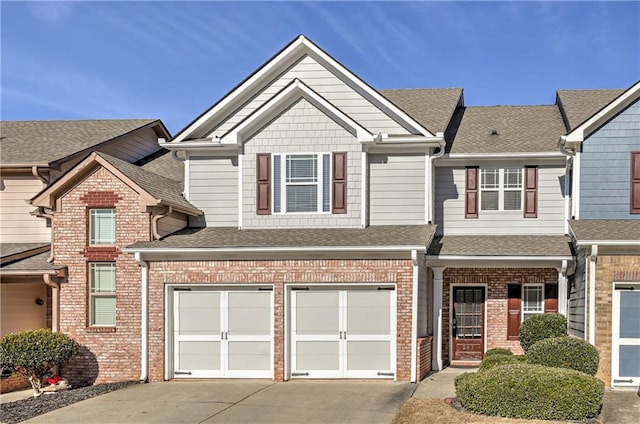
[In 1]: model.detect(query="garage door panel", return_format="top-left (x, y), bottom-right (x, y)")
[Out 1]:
top-left (228, 292), bottom-right (271, 336)
top-left (619, 345), bottom-right (640, 377)
top-left (178, 292), bottom-right (221, 335)
top-left (620, 292), bottom-right (640, 338)
top-left (227, 341), bottom-right (271, 371)
top-left (347, 291), bottom-right (390, 335)
top-left (613, 285), bottom-right (640, 387)
top-left (296, 341), bottom-right (340, 370)
top-left (346, 341), bottom-right (390, 371)
top-left (178, 341), bottom-right (220, 370)
top-left (296, 291), bottom-right (339, 336)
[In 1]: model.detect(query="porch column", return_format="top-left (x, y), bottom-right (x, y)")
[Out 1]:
top-left (557, 259), bottom-right (568, 317)
top-left (431, 267), bottom-right (445, 371)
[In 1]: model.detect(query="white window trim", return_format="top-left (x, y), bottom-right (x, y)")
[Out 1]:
top-left (89, 208), bottom-right (116, 246)
top-left (479, 168), bottom-right (523, 211)
top-left (89, 262), bottom-right (116, 327)
top-left (272, 152), bottom-right (332, 214)
top-left (522, 284), bottom-right (544, 321)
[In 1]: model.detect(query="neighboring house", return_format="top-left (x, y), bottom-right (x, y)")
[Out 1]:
top-left (560, 82), bottom-right (640, 388)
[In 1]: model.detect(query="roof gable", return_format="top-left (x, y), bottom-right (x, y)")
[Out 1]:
top-left (556, 89), bottom-right (625, 132)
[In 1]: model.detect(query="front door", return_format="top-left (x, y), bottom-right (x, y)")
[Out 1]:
top-left (452, 286), bottom-right (485, 361)
top-left (612, 283), bottom-right (640, 387)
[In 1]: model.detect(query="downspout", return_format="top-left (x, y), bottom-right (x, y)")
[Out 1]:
top-left (410, 250), bottom-right (419, 383)
top-left (151, 206), bottom-right (172, 241)
top-left (32, 208), bottom-right (55, 262)
top-left (558, 260), bottom-right (568, 317)
top-left (134, 252), bottom-right (149, 383)
top-left (31, 166), bottom-right (49, 185)
top-left (171, 150), bottom-right (188, 200)
top-left (427, 133), bottom-right (446, 224)
top-left (588, 245), bottom-right (598, 345)
top-left (558, 136), bottom-right (574, 233)
top-left (43, 274), bottom-right (61, 333)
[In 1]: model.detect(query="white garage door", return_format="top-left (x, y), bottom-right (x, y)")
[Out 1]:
top-left (612, 283), bottom-right (640, 387)
top-left (290, 286), bottom-right (396, 379)
top-left (173, 287), bottom-right (273, 379)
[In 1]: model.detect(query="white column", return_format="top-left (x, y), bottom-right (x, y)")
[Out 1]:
top-left (558, 260), bottom-right (568, 317)
top-left (431, 267), bottom-right (445, 371)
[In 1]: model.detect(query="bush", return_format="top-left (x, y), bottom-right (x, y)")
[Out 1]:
top-left (519, 313), bottom-right (567, 352)
top-left (479, 354), bottom-right (521, 372)
top-left (456, 363), bottom-right (604, 420)
top-left (0, 329), bottom-right (79, 396)
top-left (484, 348), bottom-right (513, 357)
top-left (527, 336), bottom-right (599, 376)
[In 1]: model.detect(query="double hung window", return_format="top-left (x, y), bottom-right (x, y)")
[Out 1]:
top-left (89, 263), bottom-right (116, 326)
top-left (90, 209), bottom-right (116, 245)
top-left (273, 153), bottom-right (330, 213)
top-left (522, 284), bottom-right (543, 321)
top-left (480, 168), bottom-right (522, 211)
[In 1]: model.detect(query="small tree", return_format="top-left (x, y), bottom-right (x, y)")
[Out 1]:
top-left (0, 329), bottom-right (79, 396)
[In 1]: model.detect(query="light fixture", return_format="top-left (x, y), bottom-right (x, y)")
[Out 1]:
top-left (35, 298), bottom-right (45, 306)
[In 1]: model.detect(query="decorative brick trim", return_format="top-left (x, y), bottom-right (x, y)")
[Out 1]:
top-left (613, 270), bottom-right (640, 281)
top-left (80, 191), bottom-right (122, 207)
top-left (85, 327), bottom-right (117, 333)
top-left (82, 246), bottom-right (120, 261)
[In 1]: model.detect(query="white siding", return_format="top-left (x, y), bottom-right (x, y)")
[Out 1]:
top-left (0, 176), bottom-right (50, 243)
top-left (157, 213), bottom-right (188, 238)
top-left (210, 55), bottom-right (411, 137)
top-left (434, 164), bottom-right (566, 235)
top-left (0, 282), bottom-right (47, 337)
top-left (243, 98), bottom-right (361, 228)
top-left (188, 155), bottom-right (238, 227)
top-left (369, 154), bottom-right (425, 225)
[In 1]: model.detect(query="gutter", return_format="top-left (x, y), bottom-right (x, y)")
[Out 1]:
top-left (123, 245), bottom-right (429, 254)
top-left (575, 241), bottom-right (640, 247)
top-left (134, 252), bottom-right (149, 383)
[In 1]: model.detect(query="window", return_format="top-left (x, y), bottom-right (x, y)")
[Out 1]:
top-left (480, 168), bottom-right (522, 211)
top-left (273, 153), bottom-right (330, 213)
top-left (522, 285), bottom-right (543, 321)
top-left (89, 263), bottom-right (116, 326)
top-left (90, 209), bottom-right (116, 245)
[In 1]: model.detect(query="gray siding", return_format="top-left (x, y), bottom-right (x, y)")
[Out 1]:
top-left (369, 154), bottom-right (425, 225)
top-left (568, 245), bottom-right (587, 339)
top-left (579, 99), bottom-right (640, 219)
top-left (243, 98), bottom-right (361, 228)
top-left (434, 163), bottom-right (566, 235)
top-left (417, 259), bottom-right (429, 337)
top-left (188, 155), bottom-right (238, 227)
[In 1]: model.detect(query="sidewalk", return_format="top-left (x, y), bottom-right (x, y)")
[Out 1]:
top-left (412, 366), bottom-right (476, 399)
top-left (0, 388), bottom-right (32, 404)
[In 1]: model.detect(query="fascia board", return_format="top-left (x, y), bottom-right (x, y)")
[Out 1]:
top-left (575, 241), bottom-right (640, 247)
top-left (123, 245), bottom-right (427, 254)
top-left (425, 255), bottom-right (574, 261)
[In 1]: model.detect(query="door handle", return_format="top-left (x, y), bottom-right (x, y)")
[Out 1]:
top-left (221, 331), bottom-right (224, 340)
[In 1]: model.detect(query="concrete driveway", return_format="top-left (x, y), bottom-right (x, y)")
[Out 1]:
top-left (24, 380), bottom-right (416, 424)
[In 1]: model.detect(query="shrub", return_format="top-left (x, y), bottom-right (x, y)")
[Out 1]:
top-left (484, 348), bottom-right (513, 357)
top-left (456, 363), bottom-right (604, 421)
top-left (0, 329), bottom-right (79, 396)
top-left (519, 313), bottom-right (567, 352)
top-left (527, 336), bottom-right (599, 376)
top-left (479, 354), bottom-right (521, 372)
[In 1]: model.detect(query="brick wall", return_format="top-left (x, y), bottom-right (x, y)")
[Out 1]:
top-left (53, 167), bottom-right (149, 386)
top-left (146, 259), bottom-right (415, 382)
top-left (0, 373), bottom-right (30, 394)
top-left (442, 268), bottom-right (559, 363)
top-left (416, 336), bottom-right (432, 381)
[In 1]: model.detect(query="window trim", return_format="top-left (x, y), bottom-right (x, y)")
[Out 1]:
top-left (521, 284), bottom-right (544, 321)
top-left (89, 262), bottom-right (116, 327)
top-left (89, 208), bottom-right (116, 246)
top-left (272, 152), bottom-right (332, 214)
top-left (479, 167), bottom-right (523, 212)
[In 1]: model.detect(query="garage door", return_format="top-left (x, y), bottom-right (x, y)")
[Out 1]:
top-left (612, 283), bottom-right (640, 387)
top-left (290, 286), bottom-right (396, 379)
top-left (173, 287), bottom-right (273, 379)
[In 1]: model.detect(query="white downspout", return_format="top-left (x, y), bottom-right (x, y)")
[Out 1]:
top-left (558, 136), bottom-right (575, 232)
top-left (171, 150), bottom-right (189, 200)
top-left (427, 134), bottom-right (446, 224)
top-left (410, 250), bottom-right (419, 383)
top-left (558, 260), bottom-right (568, 317)
top-left (588, 245), bottom-right (598, 345)
top-left (361, 146), bottom-right (367, 229)
top-left (134, 252), bottom-right (149, 382)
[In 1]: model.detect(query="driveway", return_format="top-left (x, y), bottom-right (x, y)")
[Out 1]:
top-left (24, 380), bottom-right (416, 424)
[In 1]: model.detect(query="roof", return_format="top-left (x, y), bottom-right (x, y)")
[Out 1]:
top-left (378, 88), bottom-right (462, 135)
top-left (427, 235), bottom-right (573, 257)
top-left (128, 225), bottom-right (436, 250)
top-left (1, 243), bottom-right (49, 262)
top-left (136, 150), bottom-right (184, 183)
top-left (447, 105), bottom-right (567, 154)
top-left (569, 220), bottom-right (640, 244)
top-left (0, 250), bottom-right (62, 273)
top-left (556, 89), bottom-right (625, 131)
top-left (0, 119), bottom-right (163, 165)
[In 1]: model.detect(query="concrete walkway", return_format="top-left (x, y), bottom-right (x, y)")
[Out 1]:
top-left (412, 366), bottom-right (476, 399)
top-left (0, 388), bottom-right (32, 404)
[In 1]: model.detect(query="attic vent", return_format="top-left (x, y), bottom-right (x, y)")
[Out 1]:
top-left (491, 129), bottom-right (499, 135)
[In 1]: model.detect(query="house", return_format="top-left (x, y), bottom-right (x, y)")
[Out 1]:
top-left (559, 82), bottom-right (640, 388)
top-left (2, 35), bottom-right (636, 389)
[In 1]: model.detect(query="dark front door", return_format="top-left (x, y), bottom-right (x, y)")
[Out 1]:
top-left (452, 287), bottom-right (485, 361)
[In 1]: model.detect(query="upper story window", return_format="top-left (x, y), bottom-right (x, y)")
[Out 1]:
top-left (480, 168), bottom-right (522, 211)
top-left (89, 262), bottom-right (116, 327)
top-left (273, 153), bottom-right (331, 213)
top-left (90, 209), bottom-right (115, 245)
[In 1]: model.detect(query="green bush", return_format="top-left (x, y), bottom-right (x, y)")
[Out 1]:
top-left (479, 354), bottom-right (521, 372)
top-left (0, 329), bottom-right (79, 396)
top-left (527, 336), bottom-right (599, 376)
top-left (519, 313), bottom-right (567, 352)
top-left (484, 348), bottom-right (513, 357)
top-left (456, 363), bottom-right (604, 420)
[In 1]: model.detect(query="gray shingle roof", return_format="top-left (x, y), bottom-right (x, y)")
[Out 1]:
top-left (0, 119), bottom-right (159, 165)
top-left (448, 105), bottom-right (567, 154)
top-left (427, 235), bottom-right (572, 257)
top-left (1, 243), bottom-right (49, 261)
top-left (128, 225), bottom-right (436, 250)
top-left (0, 251), bottom-right (61, 272)
top-left (96, 153), bottom-right (197, 213)
top-left (556, 89), bottom-right (625, 131)
top-left (569, 220), bottom-right (640, 243)
top-left (137, 150), bottom-right (184, 183)
top-left (378, 88), bottom-right (462, 135)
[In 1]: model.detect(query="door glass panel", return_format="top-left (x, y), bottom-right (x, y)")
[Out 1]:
top-left (296, 291), bottom-right (339, 336)
top-left (619, 345), bottom-right (640, 377)
top-left (178, 341), bottom-right (220, 370)
top-left (227, 341), bottom-right (270, 371)
top-left (296, 341), bottom-right (339, 370)
top-left (346, 341), bottom-right (390, 370)
top-left (347, 291), bottom-right (390, 335)
top-left (454, 288), bottom-right (483, 340)
top-left (227, 292), bottom-right (271, 336)
top-left (178, 292), bottom-right (220, 335)
top-left (620, 291), bottom-right (640, 338)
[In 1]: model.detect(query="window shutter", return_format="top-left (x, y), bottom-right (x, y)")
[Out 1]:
top-left (544, 284), bottom-right (558, 314)
top-left (256, 153), bottom-right (271, 215)
top-left (631, 152), bottom-right (640, 214)
top-left (332, 152), bottom-right (347, 214)
top-left (465, 167), bottom-right (479, 218)
top-left (524, 166), bottom-right (538, 218)
top-left (507, 285), bottom-right (522, 340)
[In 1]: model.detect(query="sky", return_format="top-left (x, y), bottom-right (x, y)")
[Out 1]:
top-left (1, 1), bottom-right (639, 134)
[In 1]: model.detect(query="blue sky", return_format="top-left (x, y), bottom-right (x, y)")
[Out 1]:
top-left (2, 1), bottom-right (639, 134)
